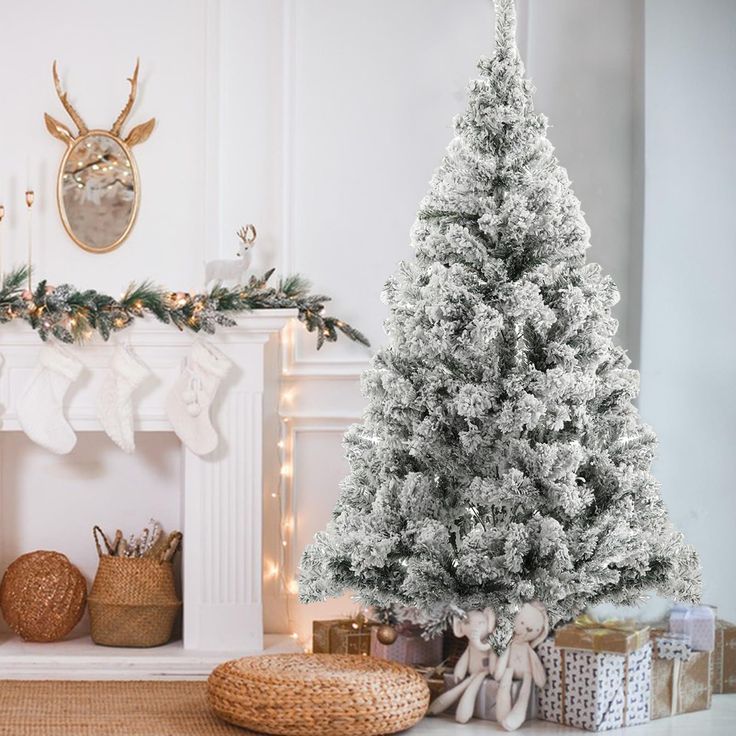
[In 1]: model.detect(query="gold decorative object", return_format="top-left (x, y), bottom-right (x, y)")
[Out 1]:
top-left (554, 614), bottom-right (650, 654)
top-left (376, 623), bottom-right (399, 646)
top-left (45, 60), bottom-right (155, 254)
top-left (311, 617), bottom-right (372, 656)
top-left (0, 550), bottom-right (87, 642)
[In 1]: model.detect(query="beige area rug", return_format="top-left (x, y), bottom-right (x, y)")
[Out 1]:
top-left (0, 680), bottom-right (261, 736)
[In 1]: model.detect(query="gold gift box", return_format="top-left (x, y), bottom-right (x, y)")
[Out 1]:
top-left (554, 616), bottom-right (650, 654)
top-left (312, 619), bottom-right (343, 654)
top-left (330, 622), bottom-right (371, 655)
top-left (311, 619), bottom-right (371, 656)
top-left (712, 619), bottom-right (736, 694)
top-left (652, 650), bottom-right (711, 719)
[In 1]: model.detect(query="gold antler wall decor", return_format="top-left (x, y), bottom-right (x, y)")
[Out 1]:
top-left (45, 59), bottom-right (156, 253)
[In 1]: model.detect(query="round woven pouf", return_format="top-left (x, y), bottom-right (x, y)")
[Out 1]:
top-left (207, 654), bottom-right (430, 736)
top-left (0, 550), bottom-right (87, 642)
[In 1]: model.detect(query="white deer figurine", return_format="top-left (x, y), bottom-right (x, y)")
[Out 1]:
top-left (205, 225), bottom-right (257, 287)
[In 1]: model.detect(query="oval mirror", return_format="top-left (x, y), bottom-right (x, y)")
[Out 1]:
top-left (44, 60), bottom-right (155, 254)
top-left (59, 133), bottom-right (138, 252)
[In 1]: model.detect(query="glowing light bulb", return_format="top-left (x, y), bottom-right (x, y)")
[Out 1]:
top-left (287, 580), bottom-right (299, 595)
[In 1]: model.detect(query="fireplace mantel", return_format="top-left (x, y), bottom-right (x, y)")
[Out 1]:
top-left (0, 311), bottom-right (299, 679)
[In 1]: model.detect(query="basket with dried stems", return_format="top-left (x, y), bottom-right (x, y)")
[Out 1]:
top-left (88, 523), bottom-right (182, 648)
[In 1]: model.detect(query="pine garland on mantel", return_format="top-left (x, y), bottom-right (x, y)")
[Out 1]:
top-left (0, 265), bottom-right (369, 348)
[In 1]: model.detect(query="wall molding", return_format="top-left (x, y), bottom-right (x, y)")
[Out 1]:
top-left (204, 0), bottom-right (222, 263)
top-left (278, 0), bottom-right (372, 379)
top-left (280, 318), bottom-right (370, 379)
top-left (280, 416), bottom-right (358, 576)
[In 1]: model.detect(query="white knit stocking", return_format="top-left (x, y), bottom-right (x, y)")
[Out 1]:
top-left (96, 345), bottom-right (151, 453)
top-left (166, 341), bottom-right (232, 456)
top-left (18, 343), bottom-right (83, 455)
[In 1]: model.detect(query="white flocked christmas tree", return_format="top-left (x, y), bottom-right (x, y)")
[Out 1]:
top-left (299, 0), bottom-right (700, 648)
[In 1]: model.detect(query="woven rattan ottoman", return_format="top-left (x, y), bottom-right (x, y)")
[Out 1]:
top-left (207, 653), bottom-right (429, 736)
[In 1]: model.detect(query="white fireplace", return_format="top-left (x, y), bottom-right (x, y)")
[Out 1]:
top-left (0, 311), bottom-right (299, 679)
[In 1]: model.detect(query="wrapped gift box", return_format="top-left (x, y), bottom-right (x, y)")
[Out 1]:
top-left (669, 604), bottom-right (715, 652)
top-left (554, 617), bottom-right (650, 654)
top-left (442, 629), bottom-right (467, 668)
top-left (651, 649), bottom-right (711, 718)
top-left (312, 619), bottom-right (343, 653)
top-left (370, 624), bottom-right (443, 666)
top-left (712, 619), bottom-right (736, 694)
top-left (413, 664), bottom-right (451, 702)
top-left (537, 632), bottom-right (652, 731)
top-left (654, 632), bottom-right (693, 662)
top-left (311, 619), bottom-right (371, 656)
top-left (441, 674), bottom-right (535, 722)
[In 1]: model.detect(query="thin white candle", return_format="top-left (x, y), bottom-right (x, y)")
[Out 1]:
top-left (25, 190), bottom-right (34, 290)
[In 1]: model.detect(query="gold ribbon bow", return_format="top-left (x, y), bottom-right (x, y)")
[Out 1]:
top-left (555, 615), bottom-right (650, 654)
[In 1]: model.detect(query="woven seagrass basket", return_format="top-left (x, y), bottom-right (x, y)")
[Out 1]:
top-left (0, 550), bottom-right (86, 642)
top-left (207, 653), bottom-right (430, 736)
top-left (88, 529), bottom-right (181, 648)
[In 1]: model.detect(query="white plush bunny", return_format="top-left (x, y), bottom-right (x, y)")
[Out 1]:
top-left (428, 608), bottom-right (497, 723)
top-left (494, 601), bottom-right (549, 731)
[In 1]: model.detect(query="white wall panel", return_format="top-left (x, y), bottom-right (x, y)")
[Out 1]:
top-left (641, 0), bottom-right (736, 621)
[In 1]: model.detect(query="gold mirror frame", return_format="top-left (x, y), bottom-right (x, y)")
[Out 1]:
top-left (44, 60), bottom-right (155, 254)
top-left (55, 130), bottom-right (141, 253)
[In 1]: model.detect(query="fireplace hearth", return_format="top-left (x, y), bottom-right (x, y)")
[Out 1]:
top-left (0, 312), bottom-right (298, 679)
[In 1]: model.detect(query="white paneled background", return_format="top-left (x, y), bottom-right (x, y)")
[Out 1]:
top-left (1, 0), bottom-right (732, 646)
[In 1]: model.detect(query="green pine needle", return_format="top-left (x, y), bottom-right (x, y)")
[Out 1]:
top-left (0, 265), bottom-right (370, 350)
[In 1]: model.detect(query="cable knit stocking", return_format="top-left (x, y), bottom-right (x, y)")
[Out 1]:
top-left (97, 345), bottom-right (151, 453)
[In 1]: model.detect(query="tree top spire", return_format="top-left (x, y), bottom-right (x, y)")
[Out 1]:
top-left (495, 0), bottom-right (517, 57)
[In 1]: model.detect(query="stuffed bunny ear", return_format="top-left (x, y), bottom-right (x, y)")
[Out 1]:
top-left (530, 601), bottom-right (549, 648)
top-left (483, 607), bottom-right (496, 633)
top-left (452, 615), bottom-right (465, 639)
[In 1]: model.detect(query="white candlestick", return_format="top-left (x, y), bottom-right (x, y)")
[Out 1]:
top-left (25, 190), bottom-right (34, 290)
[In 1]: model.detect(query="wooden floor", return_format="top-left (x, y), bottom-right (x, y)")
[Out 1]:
top-left (0, 678), bottom-right (732, 735)
top-left (411, 696), bottom-right (736, 734)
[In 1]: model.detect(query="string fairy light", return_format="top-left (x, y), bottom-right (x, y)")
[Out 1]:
top-left (267, 394), bottom-right (302, 648)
